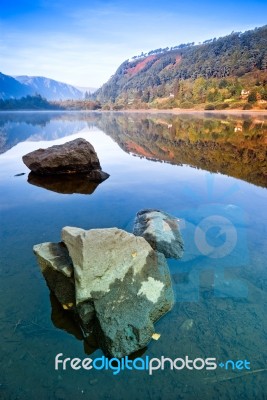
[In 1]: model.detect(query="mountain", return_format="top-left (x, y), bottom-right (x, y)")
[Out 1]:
top-left (0, 72), bottom-right (33, 100)
top-left (76, 86), bottom-right (98, 95)
top-left (0, 72), bottom-right (83, 101)
top-left (15, 76), bottom-right (83, 100)
top-left (95, 25), bottom-right (267, 109)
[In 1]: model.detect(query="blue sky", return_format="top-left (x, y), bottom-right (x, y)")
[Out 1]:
top-left (1, 0), bottom-right (266, 88)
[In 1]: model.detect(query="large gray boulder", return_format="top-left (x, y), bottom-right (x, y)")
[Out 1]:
top-left (93, 250), bottom-right (173, 358)
top-left (133, 209), bottom-right (184, 259)
top-left (62, 227), bottom-right (160, 304)
top-left (22, 138), bottom-right (109, 178)
top-left (34, 227), bottom-right (175, 357)
top-left (62, 227), bottom-right (174, 357)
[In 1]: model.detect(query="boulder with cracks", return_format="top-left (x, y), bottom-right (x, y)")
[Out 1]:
top-left (33, 210), bottom-right (183, 357)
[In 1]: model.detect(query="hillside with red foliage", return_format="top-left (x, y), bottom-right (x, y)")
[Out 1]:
top-left (126, 56), bottom-right (156, 76)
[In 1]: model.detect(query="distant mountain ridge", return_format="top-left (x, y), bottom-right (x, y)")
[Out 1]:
top-left (0, 73), bottom-right (83, 101)
top-left (0, 73), bottom-right (34, 100)
top-left (76, 86), bottom-right (98, 95)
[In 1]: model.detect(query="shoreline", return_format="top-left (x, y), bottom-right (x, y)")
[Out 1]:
top-left (119, 108), bottom-right (267, 116)
top-left (1, 108), bottom-right (267, 116)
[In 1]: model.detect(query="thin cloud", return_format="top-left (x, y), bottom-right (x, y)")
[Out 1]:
top-left (1, 0), bottom-right (267, 86)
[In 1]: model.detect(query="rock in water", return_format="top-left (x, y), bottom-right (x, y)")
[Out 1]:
top-left (133, 209), bottom-right (184, 259)
top-left (34, 227), bottom-right (174, 357)
top-left (62, 227), bottom-right (174, 357)
top-left (22, 138), bottom-right (108, 178)
top-left (93, 249), bottom-right (173, 358)
top-left (33, 241), bottom-right (73, 278)
top-left (62, 227), bottom-right (159, 304)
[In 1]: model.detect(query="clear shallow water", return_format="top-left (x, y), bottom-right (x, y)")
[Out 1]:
top-left (0, 111), bottom-right (267, 399)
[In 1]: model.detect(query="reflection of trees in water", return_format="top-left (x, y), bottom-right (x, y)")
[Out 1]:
top-left (96, 113), bottom-right (267, 188)
top-left (0, 111), bottom-right (266, 187)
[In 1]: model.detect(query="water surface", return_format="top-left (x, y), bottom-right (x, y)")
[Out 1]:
top-left (0, 111), bottom-right (267, 399)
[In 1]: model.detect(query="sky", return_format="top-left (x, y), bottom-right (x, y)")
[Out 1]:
top-left (1, 0), bottom-right (267, 88)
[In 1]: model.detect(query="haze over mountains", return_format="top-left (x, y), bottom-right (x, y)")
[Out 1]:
top-left (0, 73), bottom-right (33, 100)
top-left (0, 73), bottom-right (84, 101)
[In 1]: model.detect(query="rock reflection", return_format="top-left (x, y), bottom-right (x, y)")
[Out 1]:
top-left (50, 291), bottom-right (148, 359)
top-left (50, 292), bottom-right (99, 355)
top-left (50, 292), bottom-right (83, 341)
top-left (28, 172), bottom-right (107, 194)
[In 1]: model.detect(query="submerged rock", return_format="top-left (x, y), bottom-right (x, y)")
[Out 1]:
top-left (180, 318), bottom-right (194, 331)
top-left (34, 226), bottom-right (175, 357)
top-left (22, 138), bottom-right (108, 177)
top-left (133, 209), bottom-right (184, 259)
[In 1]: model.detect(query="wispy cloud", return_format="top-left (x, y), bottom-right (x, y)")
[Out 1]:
top-left (1, 0), bottom-right (267, 86)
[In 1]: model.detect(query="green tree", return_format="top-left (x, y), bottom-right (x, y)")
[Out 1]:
top-left (248, 91), bottom-right (257, 103)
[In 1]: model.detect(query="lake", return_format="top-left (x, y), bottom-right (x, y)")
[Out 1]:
top-left (0, 111), bottom-right (267, 399)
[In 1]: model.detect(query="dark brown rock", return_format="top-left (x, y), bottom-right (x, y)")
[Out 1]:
top-left (22, 138), bottom-right (105, 175)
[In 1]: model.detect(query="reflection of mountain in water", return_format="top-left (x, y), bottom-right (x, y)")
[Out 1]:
top-left (96, 113), bottom-right (267, 188)
top-left (0, 112), bottom-right (97, 154)
top-left (0, 111), bottom-right (266, 187)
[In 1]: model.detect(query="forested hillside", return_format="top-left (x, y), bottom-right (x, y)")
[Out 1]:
top-left (95, 26), bottom-right (267, 110)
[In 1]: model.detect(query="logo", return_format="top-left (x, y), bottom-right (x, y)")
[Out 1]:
top-left (55, 354), bottom-right (251, 375)
top-left (169, 174), bottom-right (249, 301)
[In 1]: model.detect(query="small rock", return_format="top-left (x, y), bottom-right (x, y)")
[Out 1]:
top-left (14, 172), bottom-right (26, 177)
top-left (133, 209), bottom-right (184, 259)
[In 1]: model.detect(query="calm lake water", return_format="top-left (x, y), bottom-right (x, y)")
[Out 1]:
top-left (0, 111), bottom-right (267, 400)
